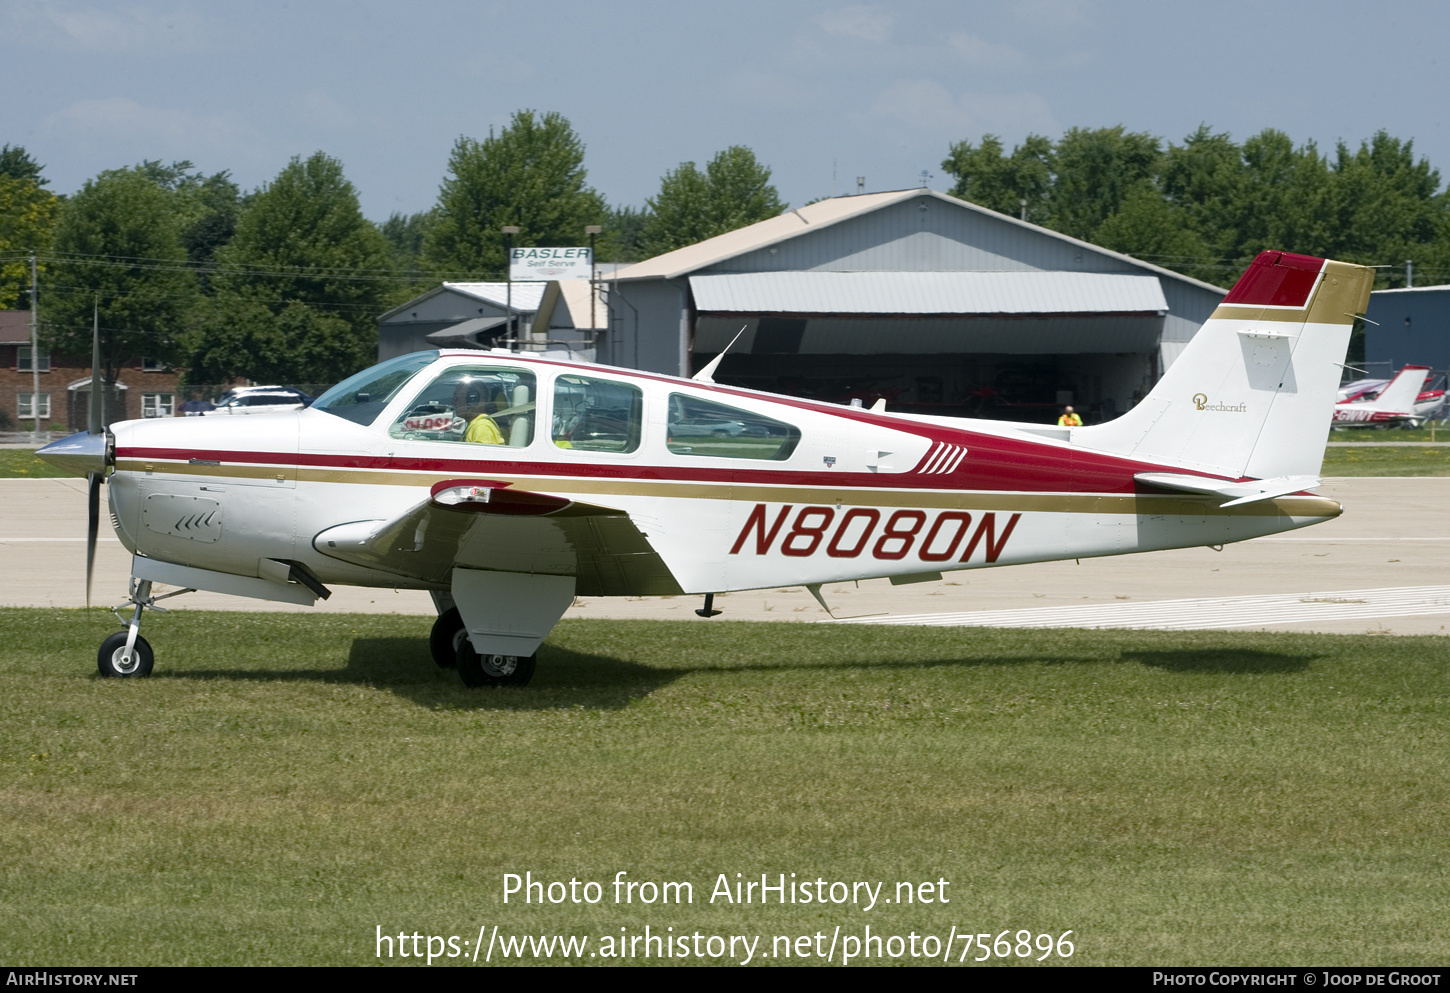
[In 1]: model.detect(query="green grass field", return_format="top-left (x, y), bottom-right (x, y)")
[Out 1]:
top-left (0, 449), bottom-right (68, 478)
top-left (2, 609), bottom-right (1447, 966)
top-left (1320, 444), bottom-right (1450, 476)
top-left (1329, 426), bottom-right (1450, 443)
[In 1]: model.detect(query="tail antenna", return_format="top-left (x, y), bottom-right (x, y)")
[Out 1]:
top-left (691, 326), bottom-right (747, 384)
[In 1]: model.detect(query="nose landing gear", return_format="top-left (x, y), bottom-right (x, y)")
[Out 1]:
top-left (97, 578), bottom-right (195, 678)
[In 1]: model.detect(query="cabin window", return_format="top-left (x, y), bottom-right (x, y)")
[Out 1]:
top-left (552, 375), bottom-right (642, 453)
top-left (666, 393), bottom-right (800, 460)
top-left (312, 351), bottom-right (438, 426)
top-left (390, 366), bottom-right (536, 447)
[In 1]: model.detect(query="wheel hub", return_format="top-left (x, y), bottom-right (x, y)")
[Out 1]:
top-left (482, 654), bottom-right (518, 677)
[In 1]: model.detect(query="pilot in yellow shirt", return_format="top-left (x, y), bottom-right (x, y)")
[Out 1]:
top-left (464, 414), bottom-right (504, 444)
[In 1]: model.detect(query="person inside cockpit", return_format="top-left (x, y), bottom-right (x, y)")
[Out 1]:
top-left (453, 382), bottom-right (504, 444)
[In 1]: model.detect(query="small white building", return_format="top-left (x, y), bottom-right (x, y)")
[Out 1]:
top-left (377, 278), bottom-right (606, 362)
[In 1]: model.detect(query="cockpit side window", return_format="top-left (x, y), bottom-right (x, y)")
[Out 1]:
top-left (552, 375), bottom-right (643, 453)
top-left (666, 393), bottom-right (800, 460)
top-left (311, 351), bottom-right (438, 426)
top-left (389, 366), bottom-right (536, 447)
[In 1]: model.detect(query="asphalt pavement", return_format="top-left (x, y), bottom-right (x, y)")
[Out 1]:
top-left (3, 476), bottom-right (1447, 635)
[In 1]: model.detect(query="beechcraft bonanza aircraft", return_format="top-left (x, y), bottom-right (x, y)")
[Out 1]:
top-left (39, 250), bottom-right (1371, 685)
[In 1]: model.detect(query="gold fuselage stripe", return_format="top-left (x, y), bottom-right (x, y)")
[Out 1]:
top-left (116, 460), bottom-right (1341, 519)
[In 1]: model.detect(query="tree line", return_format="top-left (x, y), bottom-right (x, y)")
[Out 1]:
top-left (0, 112), bottom-right (782, 385)
top-left (2, 115), bottom-right (1447, 386)
top-left (941, 125), bottom-right (1448, 287)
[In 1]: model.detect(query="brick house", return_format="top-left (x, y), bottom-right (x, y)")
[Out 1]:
top-left (0, 310), bottom-right (184, 432)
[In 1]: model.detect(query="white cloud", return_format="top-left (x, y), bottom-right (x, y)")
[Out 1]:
top-left (815, 4), bottom-right (894, 43)
top-left (44, 97), bottom-right (266, 160)
top-left (862, 80), bottom-right (1058, 141)
top-left (1, 1), bottom-right (207, 52)
top-left (946, 32), bottom-right (1029, 71)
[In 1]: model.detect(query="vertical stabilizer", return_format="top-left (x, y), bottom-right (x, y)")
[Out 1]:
top-left (1074, 251), bottom-right (1373, 479)
top-left (1369, 365), bottom-right (1431, 414)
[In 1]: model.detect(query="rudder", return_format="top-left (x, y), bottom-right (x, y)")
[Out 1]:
top-left (1074, 251), bottom-right (1373, 479)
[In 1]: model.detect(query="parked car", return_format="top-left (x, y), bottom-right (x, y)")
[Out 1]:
top-left (669, 418), bottom-right (753, 438)
top-left (204, 386), bottom-right (315, 415)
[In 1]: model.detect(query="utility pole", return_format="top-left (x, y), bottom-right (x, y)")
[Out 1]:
top-left (29, 252), bottom-right (39, 441)
top-left (585, 224), bottom-right (601, 342)
top-left (1407, 259), bottom-right (1414, 288)
top-left (502, 225), bottom-right (519, 348)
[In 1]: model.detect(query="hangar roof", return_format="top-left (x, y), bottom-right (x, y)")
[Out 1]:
top-left (378, 281), bottom-right (548, 323)
top-left (535, 279), bottom-right (605, 331)
top-left (609, 187), bottom-right (1223, 295)
top-left (689, 270), bottom-right (1168, 316)
top-left (424, 316), bottom-right (510, 347)
top-left (1371, 284), bottom-right (1450, 294)
top-left (437, 281), bottom-right (548, 310)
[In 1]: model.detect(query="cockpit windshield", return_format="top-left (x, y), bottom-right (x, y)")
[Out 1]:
top-left (310, 352), bottom-right (439, 426)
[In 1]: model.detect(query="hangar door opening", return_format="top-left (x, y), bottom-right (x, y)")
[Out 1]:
top-left (688, 271), bottom-right (1168, 424)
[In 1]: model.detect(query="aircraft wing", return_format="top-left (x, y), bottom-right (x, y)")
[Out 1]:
top-left (313, 479), bottom-right (684, 596)
top-left (1135, 472), bottom-right (1320, 508)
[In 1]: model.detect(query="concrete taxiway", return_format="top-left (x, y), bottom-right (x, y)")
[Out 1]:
top-left (2, 476), bottom-right (1447, 636)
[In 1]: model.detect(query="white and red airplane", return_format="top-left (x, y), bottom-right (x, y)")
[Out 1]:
top-left (1333, 366), bottom-right (1444, 427)
top-left (38, 250), bottom-right (1372, 685)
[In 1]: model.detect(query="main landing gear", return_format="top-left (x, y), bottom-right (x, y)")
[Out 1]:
top-left (96, 578), bottom-right (194, 678)
top-left (430, 606), bottom-right (536, 687)
top-left (456, 643), bottom-right (536, 687)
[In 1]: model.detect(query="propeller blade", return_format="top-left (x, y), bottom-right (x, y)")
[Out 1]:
top-left (89, 302), bottom-right (102, 436)
top-left (86, 472), bottom-right (100, 608)
top-left (86, 305), bottom-right (103, 608)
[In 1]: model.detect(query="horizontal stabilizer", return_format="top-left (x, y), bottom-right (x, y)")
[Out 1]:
top-left (1135, 472), bottom-right (1320, 508)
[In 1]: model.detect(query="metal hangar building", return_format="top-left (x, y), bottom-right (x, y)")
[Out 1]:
top-left (1364, 284), bottom-right (1450, 375)
top-left (601, 188), bottom-right (1225, 422)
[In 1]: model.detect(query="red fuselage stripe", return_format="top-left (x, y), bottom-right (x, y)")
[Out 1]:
top-left (118, 434), bottom-right (1240, 494)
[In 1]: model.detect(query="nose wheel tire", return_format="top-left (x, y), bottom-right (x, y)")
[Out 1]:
top-left (98, 632), bottom-right (154, 678)
top-left (456, 639), bottom-right (536, 687)
top-left (429, 607), bottom-right (465, 669)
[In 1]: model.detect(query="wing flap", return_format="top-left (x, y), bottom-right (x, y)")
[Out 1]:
top-left (313, 479), bottom-right (683, 596)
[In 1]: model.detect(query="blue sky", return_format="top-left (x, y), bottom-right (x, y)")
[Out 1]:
top-left (3, 0), bottom-right (1447, 223)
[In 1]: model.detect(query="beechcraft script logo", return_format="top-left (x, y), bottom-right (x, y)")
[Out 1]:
top-left (1193, 393), bottom-right (1247, 413)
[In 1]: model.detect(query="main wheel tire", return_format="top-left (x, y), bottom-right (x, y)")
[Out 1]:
top-left (429, 607), bottom-right (465, 669)
top-left (97, 632), bottom-right (154, 678)
top-left (456, 638), bottom-right (536, 687)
